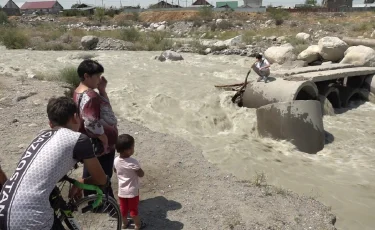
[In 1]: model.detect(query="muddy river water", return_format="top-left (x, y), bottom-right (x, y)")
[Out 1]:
top-left (1, 50), bottom-right (374, 230)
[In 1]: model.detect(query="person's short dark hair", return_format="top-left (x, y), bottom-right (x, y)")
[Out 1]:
top-left (47, 97), bottom-right (78, 126)
top-left (77, 59), bottom-right (104, 81)
top-left (255, 54), bottom-right (262, 60)
top-left (116, 134), bottom-right (135, 153)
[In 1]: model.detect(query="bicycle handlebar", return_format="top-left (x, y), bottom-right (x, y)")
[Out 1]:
top-left (62, 175), bottom-right (103, 213)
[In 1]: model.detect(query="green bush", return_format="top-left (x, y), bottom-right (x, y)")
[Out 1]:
top-left (60, 9), bottom-right (89, 17)
top-left (286, 36), bottom-right (309, 55)
top-left (267, 8), bottom-right (290, 26)
top-left (241, 30), bottom-right (257, 44)
top-left (95, 7), bottom-right (105, 22)
top-left (132, 11), bottom-right (140, 21)
top-left (216, 20), bottom-right (233, 30)
top-left (119, 27), bottom-right (141, 42)
top-left (0, 10), bottom-right (8, 24)
top-left (0, 28), bottom-right (29, 49)
top-left (59, 67), bottom-right (80, 88)
top-left (143, 31), bottom-right (172, 51)
top-left (199, 6), bottom-right (214, 20)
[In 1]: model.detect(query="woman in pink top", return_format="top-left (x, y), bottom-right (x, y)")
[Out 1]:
top-left (114, 134), bottom-right (146, 230)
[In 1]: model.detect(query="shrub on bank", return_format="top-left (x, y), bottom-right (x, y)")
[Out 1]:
top-left (0, 27), bottom-right (29, 49)
top-left (59, 67), bottom-right (80, 88)
top-left (199, 6), bottom-right (214, 20)
top-left (119, 27), bottom-right (141, 42)
top-left (286, 36), bottom-right (309, 55)
top-left (267, 8), bottom-right (290, 26)
top-left (0, 10), bottom-right (8, 24)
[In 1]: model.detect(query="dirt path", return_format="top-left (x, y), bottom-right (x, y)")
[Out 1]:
top-left (0, 75), bottom-right (336, 230)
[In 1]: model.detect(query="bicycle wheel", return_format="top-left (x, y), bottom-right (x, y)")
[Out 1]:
top-left (68, 195), bottom-right (122, 230)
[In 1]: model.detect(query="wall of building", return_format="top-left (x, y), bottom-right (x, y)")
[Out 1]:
top-left (123, 6), bottom-right (266, 13)
top-left (216, 1), bottom-right (239, 9)
top-left (4, 0), bottom-right (19, 9)
top-left (243, 0), bottom-right (262, 7)
top-left (2, 0), bottom-right (20, 15)
top-left (326, 0), bottom-right (353, 9)
top-left (51, 2), bottom-right (63, 13)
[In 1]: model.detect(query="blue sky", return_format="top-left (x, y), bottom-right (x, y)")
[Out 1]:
top-left (1, 0), bottom-right (369, 10)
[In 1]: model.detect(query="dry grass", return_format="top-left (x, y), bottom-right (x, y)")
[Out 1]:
top-left (253, 171), bottom-right (267, 187)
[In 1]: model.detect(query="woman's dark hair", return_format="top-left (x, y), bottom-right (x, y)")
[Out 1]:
top-left (116, 134), bottom-right (135, 153)
top-left (77, 59), bottom-right (104, 81)
top-left (255, 54), bottom-right (262, 60)
top-left (47, 97), bottom-right (78, 126)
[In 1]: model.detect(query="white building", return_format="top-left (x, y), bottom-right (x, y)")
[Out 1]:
top-left (243, 0), bottom-right (262, 7)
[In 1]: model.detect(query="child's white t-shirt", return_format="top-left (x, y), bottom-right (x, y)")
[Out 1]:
top-left (114, 156), bottom-right (141, 198)
top-left (256, 58), bottom-right (270, 70)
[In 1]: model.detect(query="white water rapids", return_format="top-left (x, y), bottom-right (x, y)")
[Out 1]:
top-left (1, 50), bottom-right (374, 230)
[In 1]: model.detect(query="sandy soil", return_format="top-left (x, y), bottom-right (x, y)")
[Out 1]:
top-left (0, 75), bottom-right (336, 229)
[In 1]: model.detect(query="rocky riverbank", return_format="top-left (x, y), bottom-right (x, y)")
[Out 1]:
top-left (2, 11), bottom-right (375, 57)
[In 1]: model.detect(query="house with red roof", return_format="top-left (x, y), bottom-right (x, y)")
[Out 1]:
top-left (20, 1), bottom-right (63, 14)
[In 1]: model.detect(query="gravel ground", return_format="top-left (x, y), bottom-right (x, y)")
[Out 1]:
top-left (0, 75), bottom-right (337, 230)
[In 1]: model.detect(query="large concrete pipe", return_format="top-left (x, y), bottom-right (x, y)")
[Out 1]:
top-left (364, 75), bottom-right (375, 94)
top-left (318, 83), bottom-right (341, 109)
top-left (242, 78), bottom-right (319, 108)
top-left (336, 86), bottom-right (369, 107)
top-left (341, 37), bottom-right (375, 47)
top-left (256, 100), bottom-right (325, 154)
top-left (346, 75), bottom-right (367, 88)
top-left (317, 83), bottom-right (341, 116)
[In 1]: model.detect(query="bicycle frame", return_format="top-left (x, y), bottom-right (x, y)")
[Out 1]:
top-left (52, 175), bottom-right (104, 230)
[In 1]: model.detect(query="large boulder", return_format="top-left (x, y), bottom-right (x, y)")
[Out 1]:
top-left (157, 50), bottom-right (184, 62)
top-left (224, 35), bottom-right (243, 46)
top-left (212, 35), bottom-right (243, 47)
top-left (297, 45), bottom-right (320, 64)
top-left (318, 36), bottom-right (348, 62)
top-left (340, 45), bottom-right (375, 67)
top-left (156, 25), bottom-right (166, 31)
top-left (296, 32), bottom-right (311, 41)
top-left (81, 36), bottom-right (99, 50)
top-left (256, 100), bottom-right (325, 154)
top-left (264, 43), bottom-right (296, 64)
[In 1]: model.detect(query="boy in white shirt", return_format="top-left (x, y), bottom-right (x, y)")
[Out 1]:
top-left (254, 53), bottom-right (271, 83)
top-left (114, 134), bottom-right (146, 229)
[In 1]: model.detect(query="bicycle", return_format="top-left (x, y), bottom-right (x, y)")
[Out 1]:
top-left (50, 168), bottom-right (122, 230)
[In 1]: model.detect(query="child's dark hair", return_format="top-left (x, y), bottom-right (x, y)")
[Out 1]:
top-left (47, 96), bottom-right (77, 126)
top-left (116, 134), bottom-right (135, 153)
top-left (255, 54), bottom-right (262, 60)
top-left (77, 59), bottom-right (104, 81)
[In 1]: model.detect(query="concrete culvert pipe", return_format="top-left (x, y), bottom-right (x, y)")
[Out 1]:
top-left (363, 75), bottom-right (375, 94)
top-left (346, 75), bottom-right (366, 89)
top-left (318, 83), bottom-right (342, 109)
top-left (256, 100), bottom-right (325, 154)
top-left (242, 78), bottom-right (319, 109)
top-left (336, 86), bottom-right (369, 107)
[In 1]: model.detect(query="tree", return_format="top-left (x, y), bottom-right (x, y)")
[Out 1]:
top-left (95, 7), bottom-right (105, 23)
top-left (305, 0), bottom-right (317, 5)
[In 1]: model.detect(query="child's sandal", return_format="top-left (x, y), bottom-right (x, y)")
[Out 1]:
top-left (122, 221), bottom-right (131, 229)
top-left (135, 220), bottom-right (147, 230)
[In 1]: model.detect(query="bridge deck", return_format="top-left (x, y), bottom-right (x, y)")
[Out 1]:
top-left (278, 66), bottom-right (375, 83)
top-left (275, 64), bottom-right (356, 77)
